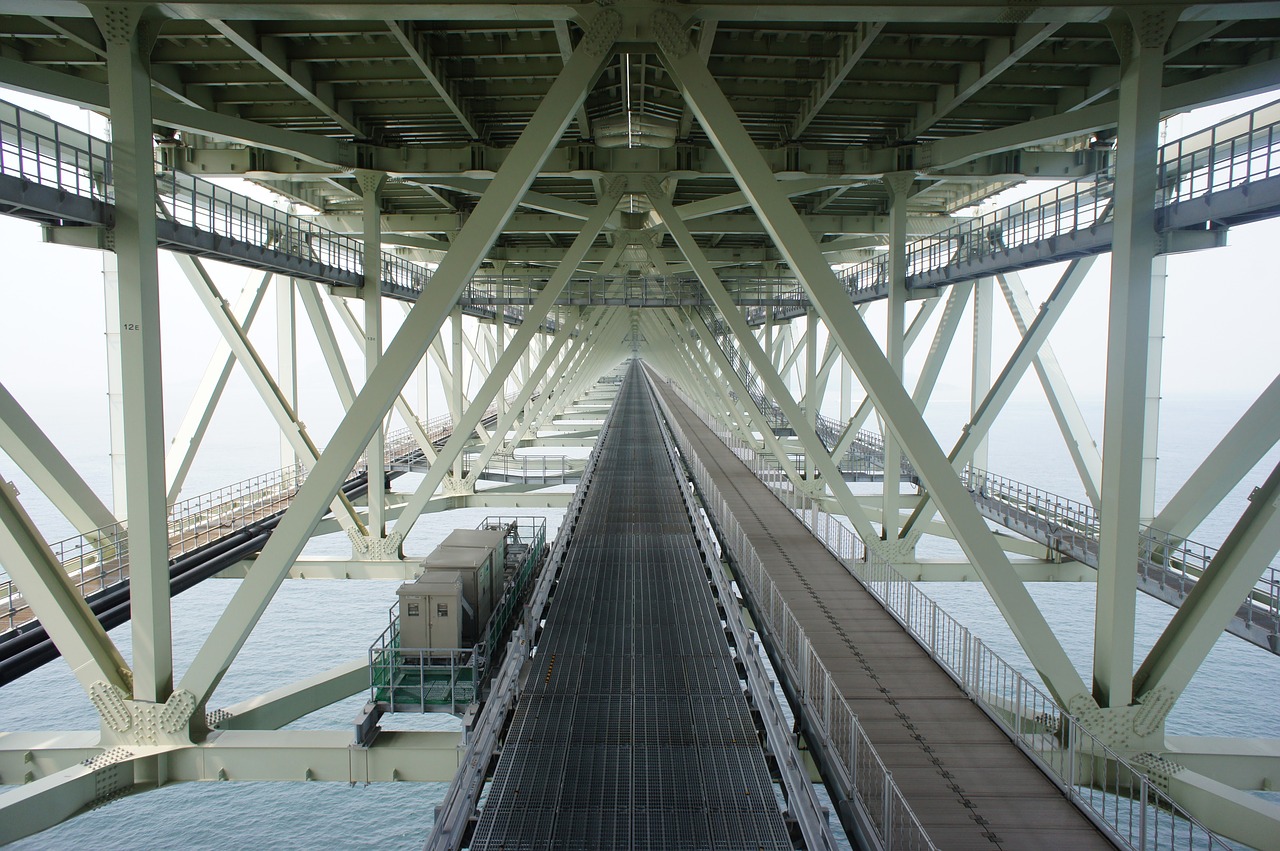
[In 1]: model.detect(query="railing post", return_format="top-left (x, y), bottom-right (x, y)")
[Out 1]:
top-left (1136, 775), bottom-right (1149, 848)
top-left (883, 769), bottom-right (894, 850)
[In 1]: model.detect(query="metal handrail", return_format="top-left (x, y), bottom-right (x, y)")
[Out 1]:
top-left (0, 463), bottom-right (307, 633)
top-left (0, 98), bottom-right (435, 297)
top-left (668, 380), bottom-right (1231, 851)
top-left (696, 320), bottom-right (1275, 641)
top-left (964, 466), bottom-right (1279, 636)
top-left (654, 378), bottom-right (936, 851)
top-left (838, 98), bottom-right (1280, 290)
top-left (1, 399), bottom-right (513, 634)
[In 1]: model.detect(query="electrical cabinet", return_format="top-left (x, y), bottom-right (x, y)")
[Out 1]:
top-left (421, 545), bottom-right (495, 645)
top-left (441, 527), bottom-right (508, 606)
top-left (397, 572), bottom-right (463, 650)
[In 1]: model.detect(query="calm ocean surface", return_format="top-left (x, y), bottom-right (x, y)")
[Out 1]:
top-left (2, 396), bottom-right (1278, 849)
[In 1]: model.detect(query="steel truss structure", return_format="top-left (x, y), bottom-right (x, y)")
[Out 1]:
top-left (0, 1), bottom-right (1278, 847)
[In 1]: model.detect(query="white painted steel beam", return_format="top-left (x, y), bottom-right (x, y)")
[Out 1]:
top-left (1134, 458), bottom-right (1280, 704)
top-left (1093, 11), bottom-right (1174, 709)
top-left (174, 254), bottom-right (365, 536)
top-left (330, 296), bottom-right (440, 464)
top-left (178, 16), bottom-right (617, 708)
top-left (828, 296), bottom-right (942, 465)
top-left (999, 269), bottom-right (1103, 507)
top-left (881, 172), bottom-right (913, 542)
top-left (213, 659), bottom-right (367, 731)
top-left (359, 170), bottom-right (388, 539)
top-left (458, 315), bottom-right (598, 496)
top-left (297, 283), bottom-right (356, 409)
top-left (1143, 256), bottom-right (1168, 526)
top-left (102, 252), bottom-right (126, 519)
top-left (1162, 766), bottom-right (1280, 851)
top-left (426, 184), bottom-right (632, 492)
top-left (649, 188), bottom-right (882, 544)
top-left (95, 4), bottom-right (171, 704)
top-left (0, 755), bottom-right (144, 845)
top-left (0, 475), bottom-right (130, 695)
top-left (910, 283), bottom-right (972, 411)
top-left (970, 278), bottom-right (994, 471)
top-left (167, 730), bottom-right (463, 783)
top-left (681, 310), bottom-right (813, 490)
top-left (1163, 735), bottom-right (1280, 792)
top-left (529, 311), bottom-right (629, 434)
top-left (276, 277), bottom-right (299, 471)
top-left (657, 25), bottom-right (1091, 709)
top-left (208, 19), bottom-right (365, 138)
top-left (553, 18), bottom-right (593, 141)
top-left (901, 259), bottom-right (1093, 538)
top-left (905, 23), bottom-right (1060, 140)
top-left (654, 310), bottom-right (756, 447)
top-left (0, 382), bottom-right (117, 534)
top-left (1152, 372), bottom-right (1280, 543)
top-left (790, 22), bottom-right (884, 138)
top-left (386, 20), bottom-right (478, 138)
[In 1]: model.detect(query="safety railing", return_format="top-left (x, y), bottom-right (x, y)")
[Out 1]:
top-left (900, 177), bottom-right (1114, 281)
top-left (381, 413), bottom-right (457, 468)
top-left (1158, 100), bottom-right (1280, 206)
top-left (0, 98), bottom-right (436, 297)
top-left (462, 452), bottom-right (573, 485)
top-left (654, 378), bottom-right (934, 851)
top-left (368, 616), bottom-right (482, 715)
top-left (665, 379), bottom-right (1231, 851)
top-left (691, 317), bottom-right (1275, 641)
top-left (476, 516), bottom-right (547, 657)
top-left (156, 169), bottom-right (362, 278)
top-left (0, 102), bottom-right (111, 205)
top-left (838, 98), bottom-right (1280, 290)
top-left (368, 515), bottom-right (547, 714)
top-left (0, 463), bottom-right (307, 633)
top-left (461, 273), bottom-right (810, 308)
top-left (3, 398), bottom-right (514, 635)
top-left (965, 466), bottom-right (1280, 642)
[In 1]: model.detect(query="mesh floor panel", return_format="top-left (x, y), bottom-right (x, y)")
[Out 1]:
top-left (469, 365), bottom-right (792, 850)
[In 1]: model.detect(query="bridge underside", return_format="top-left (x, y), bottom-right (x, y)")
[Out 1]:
top-left (0, 2), bottom-right (1278, 849)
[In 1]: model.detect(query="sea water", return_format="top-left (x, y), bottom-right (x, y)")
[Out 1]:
top-left (2, 396), bottom-right (1279, 849)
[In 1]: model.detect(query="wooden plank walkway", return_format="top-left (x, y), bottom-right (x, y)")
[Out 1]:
top-left (656, 383), bottom-right (1115, 851)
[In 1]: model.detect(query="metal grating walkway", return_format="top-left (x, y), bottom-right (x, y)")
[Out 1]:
top-left (469, 364), bottom-right (793, 851)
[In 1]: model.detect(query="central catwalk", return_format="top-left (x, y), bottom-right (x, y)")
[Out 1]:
top-left (469, 363), bottom-right (793, 850)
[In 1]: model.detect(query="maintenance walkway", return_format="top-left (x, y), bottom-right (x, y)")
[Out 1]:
top-left (0, 397), bottom-right (580, 684)
top-left (654, 378), bottom-right (1116, 851)
top-left (468, 365), bottom-right (795, 850)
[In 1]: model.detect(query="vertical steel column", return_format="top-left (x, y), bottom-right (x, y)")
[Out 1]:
top-left (971, 278), bottom-right (994, 471)
top-left (451, 306), bottom-right (464, 480)
top-left (1094, 10), bottom-right (1175, 708)
top-left (95, 4), bottom-right (171, 703)
top-left (839, 356), bottom-right (851, 422)
top-left (805, 308), bottom-right (818, 427)
top-left (882, 172), bottom-right (914, 541)
top-left (276, 276), bottom-right (298, 471)
top-left (1142, 256), bottom-right (1168, 526)
top-left (102, 254), bottom-right (127, 518)
top-left (496, 303), bottom-right (507, 447)
top-left (358, 170), bottom-right (387, 536)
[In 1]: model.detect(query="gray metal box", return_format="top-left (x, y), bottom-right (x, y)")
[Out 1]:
top-left (397, 572), bottom-right (462, 650)
top-left (441, 527), bottom-right (508, 604)
top-left (421, 545), bottom-right (493, 644)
